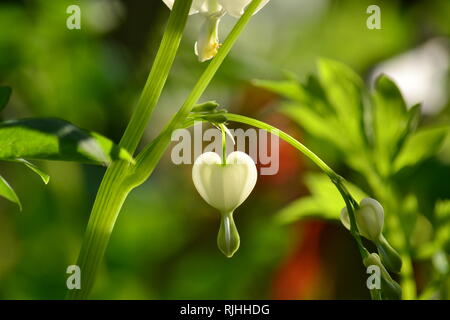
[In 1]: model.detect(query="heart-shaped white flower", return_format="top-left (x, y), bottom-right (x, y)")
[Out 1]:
top-left (162, 0), bottom-right (270, 61)
top-left (192, 151), bottom-right (257, 257)
top-left (192, 151), bottom-right (257, 213)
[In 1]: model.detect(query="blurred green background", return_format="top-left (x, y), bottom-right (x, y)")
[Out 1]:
top-left (0, 0), bottom-right (449, 299)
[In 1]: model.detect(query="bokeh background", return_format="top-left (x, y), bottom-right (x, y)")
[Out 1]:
top-left (0, 0), bottom-right (449, 299)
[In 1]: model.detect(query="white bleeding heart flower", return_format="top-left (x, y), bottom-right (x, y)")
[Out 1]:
top-left (340, 198), bottom-right (385, 242)
top-left (192, 151), bottom-right (257, 213)
top-left (192, 151), bottom-right (257, 257)
top-left (162, 0), bottom-right (270, 62)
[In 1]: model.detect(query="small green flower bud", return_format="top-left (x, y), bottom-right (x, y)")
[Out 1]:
top-left (364, 253), bottom-right (402, 300)
top-left (192, 101), bottom-right (220, 113)
top-left (340, 198), bottom-right (384, 242)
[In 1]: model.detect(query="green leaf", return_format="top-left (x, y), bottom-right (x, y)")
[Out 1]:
top-left (13, 159), bottom-right (50, 184)
top-left (317, 59), bottom-right (367, 151)
top-left (252, 78), bottom-right (305, 101)
top-left (0, 174), bottom-right (21, 210)
top-left (407, 103), bottom-right (421, 134)
top-left (0, 86), bottom-right (12, 112)
top-left (435, 200), bottom-right (450, 253)
top-left (0, 118), bottom-right (134, 165)
top-left (275, 173), bottom-right (367, 224)
top-left (372, 75), bottom-right (409, 176)
top-left (281, 103), bottom-right (346, 150)
top-left (394, 126), bottom-right (449, 172)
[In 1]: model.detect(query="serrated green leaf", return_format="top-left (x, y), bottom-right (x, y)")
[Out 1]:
top-left (275, 173), bottom-right (367, 224)
top-left (394, 126), bottom-right (448, 172)
top-left (407, 104), bottom-right (421, 133)
top-left (372, 75), bottom-right (409, 176)
top-left (317, 59), bottom-right (366, 134)
top-left (0, 118), bottom-right (134, 165)
top-left (280, 103), bottom-right (346, 151)
top-left (0, 174), bottom-right (21, 210)
top-left (253, 79), bottom-right (305, 101)
top-left (13, 159), bottom-right (50, 184)
top-left (0, 86), bottom-right (12, 112)
top-left (315, 59), bottom-right (370, 170)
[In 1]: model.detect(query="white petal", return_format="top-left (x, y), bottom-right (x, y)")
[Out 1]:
top-left (358, 198), bottom-right (384, 240)
top-left (162, 0), bottom-right (207, 15)
top-left (218, 0), bottom-right (270, 18)
top-left (192, 152), bottom-right (221, 206)
top-left (226, 151), bottom-right (257, 207)
top-left (192, 151), bottom-right (257, 213)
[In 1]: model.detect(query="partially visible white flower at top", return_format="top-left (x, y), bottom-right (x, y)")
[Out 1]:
top-left (162, 0), bottom-right (270, 62)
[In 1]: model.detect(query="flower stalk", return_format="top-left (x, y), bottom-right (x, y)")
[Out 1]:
top-left (67, 0), bottom-right (193, 299)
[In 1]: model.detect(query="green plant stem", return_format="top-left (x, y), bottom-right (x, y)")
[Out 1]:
top-left (225, 114), bottom-right (369, 259)
top-left (120, 0), bottom-right (193, 153)
top-left (219, 123), bottom-right (227, 165)
top-left (225, 114), bottom-right (336, 178)
top-left (67, 0), bottom-right (193, 299)
top-left (381, 183), bottom-right (417, 299)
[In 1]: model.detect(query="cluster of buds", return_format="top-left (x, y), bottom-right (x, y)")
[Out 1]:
top-left (340, 198), bottom-right (403, 274)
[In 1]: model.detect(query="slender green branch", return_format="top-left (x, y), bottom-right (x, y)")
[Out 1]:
top-left (223, 113), bottom-right (369, 259)
top-left (225, 114), bottom-right (337, 178)
top-left (67, 0), bottom-right (193, 299)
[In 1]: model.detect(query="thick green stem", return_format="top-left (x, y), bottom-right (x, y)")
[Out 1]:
top-left (120, 0), bottom-right (193, 153)
top-left (67, 0), bottom-right (193, 299)
top-left (66, 164), bottom-right (130, 299)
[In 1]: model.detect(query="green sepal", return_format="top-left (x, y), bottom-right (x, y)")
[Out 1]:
top-left (376, 234), bottom-right (403, 273)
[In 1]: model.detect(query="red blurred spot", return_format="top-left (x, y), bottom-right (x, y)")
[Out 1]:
top-left (271, 221), bottom-right (325, 299)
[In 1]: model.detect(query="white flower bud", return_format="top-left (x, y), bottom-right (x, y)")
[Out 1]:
top-left (340, 198), bottom-right (384, 242)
